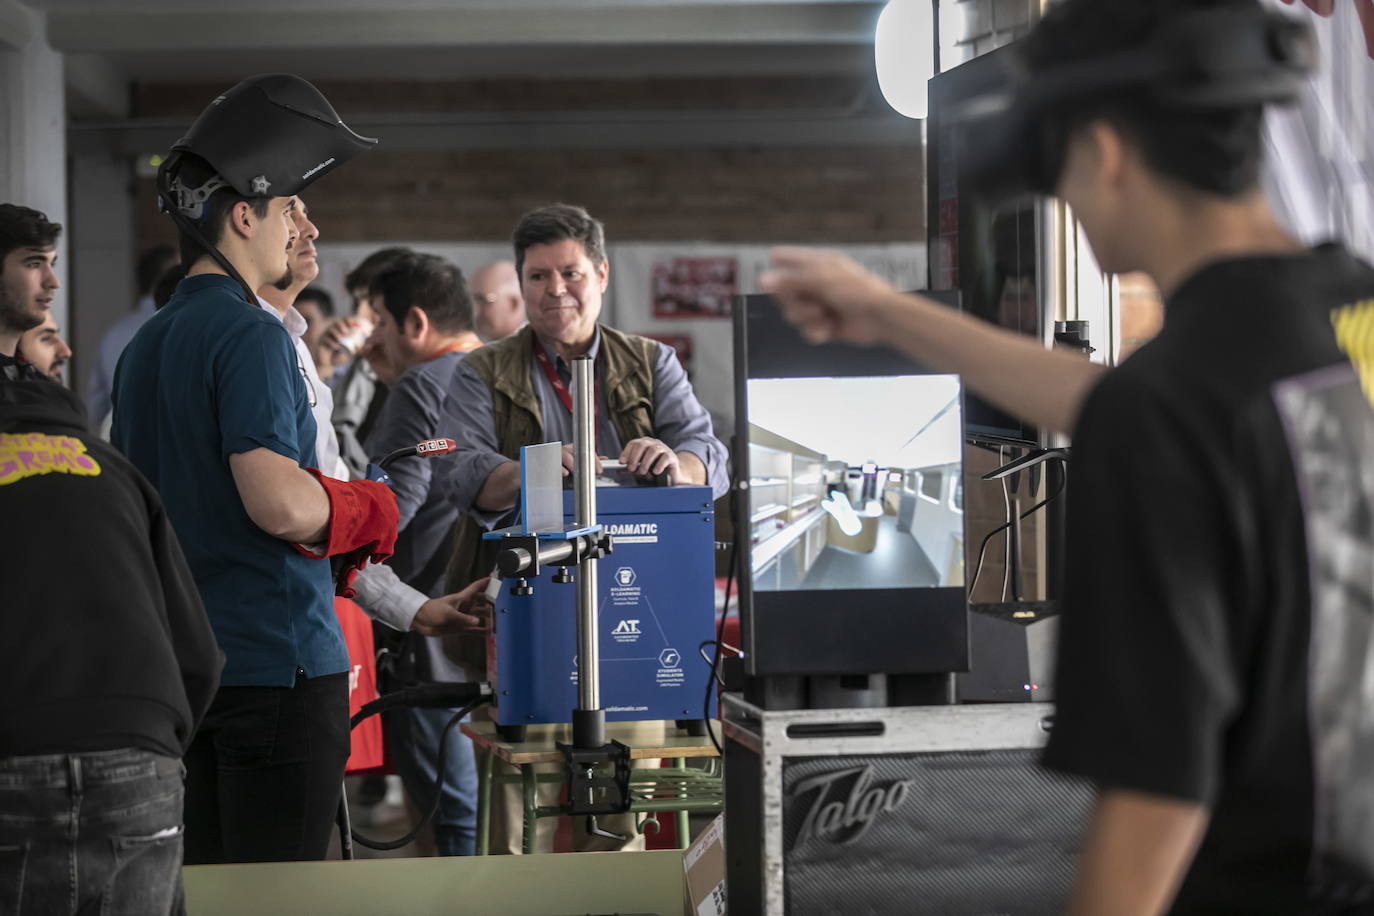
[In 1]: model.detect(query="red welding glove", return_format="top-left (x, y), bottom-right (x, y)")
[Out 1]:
top-left (292, 468), bottom-right (399, 597)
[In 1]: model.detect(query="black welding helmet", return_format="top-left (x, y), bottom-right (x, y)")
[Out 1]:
top-left (954, 5), bottom-right (1316, 204)
top-left (156, 74), bottom-right (376, 301)
top-left (160, 74), bottom-right (376, 219)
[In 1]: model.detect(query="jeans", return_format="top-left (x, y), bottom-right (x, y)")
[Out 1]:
top-left (384, 705), bottom-right (477, 856)
top-left (0, 748), bottom-right (186, 915)
top-left (183, 670), bottom-right (350, 864)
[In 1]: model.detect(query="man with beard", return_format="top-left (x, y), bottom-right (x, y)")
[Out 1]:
top-left (0, 204), bottom-right (61, 383)
top-left (112, 75), bottom-right (400, 864)
top-left (18, 312), bottom-right (73, 384)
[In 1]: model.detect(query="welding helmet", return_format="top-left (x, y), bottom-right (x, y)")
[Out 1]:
top-left (160, 73), bottom-right (376, 219)
top-left (954, 5), bottom-right (1315, 204)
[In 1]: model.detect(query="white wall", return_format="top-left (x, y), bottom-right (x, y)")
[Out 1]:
top-left (0, 0), bottom-right (68, 334)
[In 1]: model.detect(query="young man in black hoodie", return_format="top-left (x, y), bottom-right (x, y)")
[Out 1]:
top-left (0, 374), bottom-right (222, 914)
top-left (763, 1), bottom-right (1373, 912)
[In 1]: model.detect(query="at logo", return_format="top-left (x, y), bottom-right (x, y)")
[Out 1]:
top-left (612, 619), bottom-right (641, 635)
top-left (789, 765), bottom-right (914, 849)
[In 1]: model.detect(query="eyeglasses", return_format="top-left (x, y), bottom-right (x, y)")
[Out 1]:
top-left (296, 351), bottom-right (318, 408)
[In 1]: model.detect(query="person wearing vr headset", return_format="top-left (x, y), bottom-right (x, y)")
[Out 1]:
top-left (111, 75), bottom-right (403, 865)
top-left (764, 1), bottom-right (1374, 913)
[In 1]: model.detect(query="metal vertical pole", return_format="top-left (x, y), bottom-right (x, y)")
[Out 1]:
top-left (571, 356), bottom-right (604, 746)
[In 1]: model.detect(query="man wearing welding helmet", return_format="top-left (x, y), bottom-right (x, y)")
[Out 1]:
top-left (763, 1), bottom-right (1374, 913)
top-left (111, 75), bottom-right (402, 865)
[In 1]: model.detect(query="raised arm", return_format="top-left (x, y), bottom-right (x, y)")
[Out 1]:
top-left (761, 247), bottom-right (1105, 436)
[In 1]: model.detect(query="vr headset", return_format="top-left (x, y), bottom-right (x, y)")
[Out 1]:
top-left (953, 6), bottom-right (1316, 204)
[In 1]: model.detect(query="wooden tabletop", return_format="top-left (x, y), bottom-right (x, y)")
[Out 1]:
top-left (462, 719), bottom-right (721, 765)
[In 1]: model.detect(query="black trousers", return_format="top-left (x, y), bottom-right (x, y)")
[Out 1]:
top-left (183, 670), bottom-right (350, 864)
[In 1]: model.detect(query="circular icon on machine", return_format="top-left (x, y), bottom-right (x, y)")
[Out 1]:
top-left (659, 648), bottom-right (681, 669)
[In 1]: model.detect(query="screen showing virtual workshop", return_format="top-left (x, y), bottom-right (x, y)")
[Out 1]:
top-left (747, 374), bottom-right (965, 592)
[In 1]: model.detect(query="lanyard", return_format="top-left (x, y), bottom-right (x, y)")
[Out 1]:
top-left (532, 335), bottom-right (598, 426)
top-left (426, 339), bottom-right (481, 363)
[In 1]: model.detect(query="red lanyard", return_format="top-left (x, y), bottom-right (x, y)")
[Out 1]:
top-left (532, 335), bottom-right (597, 424)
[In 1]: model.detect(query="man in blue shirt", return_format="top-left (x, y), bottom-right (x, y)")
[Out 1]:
top-left (113, 74), bottom-right (398, 864)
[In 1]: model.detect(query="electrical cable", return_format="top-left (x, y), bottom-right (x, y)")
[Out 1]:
top-left (703, 536), bottom-right (738, 757)
top-left (702, 451), bottom-right (740, 756)
top-left (1000, 475), bottom-right (1013, 602)
top-left (967, 457), bottom-right (1068, 598)
top-left (347, 695), bottom-right (487, 851)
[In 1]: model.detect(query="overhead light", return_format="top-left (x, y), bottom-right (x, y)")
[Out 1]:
top-left (875, 0), bottom-right (936, 120)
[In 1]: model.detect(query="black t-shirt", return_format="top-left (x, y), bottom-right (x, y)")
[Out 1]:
top-left (1042, 245), bottom-right (1374, 914)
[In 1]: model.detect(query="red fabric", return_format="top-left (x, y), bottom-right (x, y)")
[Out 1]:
top-left (334, 597), bottom-right (386, 774)
top-left (294, 468), bottom-right (399, 597)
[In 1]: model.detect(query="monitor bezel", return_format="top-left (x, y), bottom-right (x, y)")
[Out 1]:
top-left (733, 292), bottom-right (970, 677)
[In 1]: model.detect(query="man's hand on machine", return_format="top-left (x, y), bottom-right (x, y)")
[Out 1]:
top-left (560, 443), bottom-right (603, 477)
top-left (411, 577), bottom-right (493, 638)
top-left (293, 469), bottom-right (400, 596)
top-left (620, 437), bottom-right (680, 483)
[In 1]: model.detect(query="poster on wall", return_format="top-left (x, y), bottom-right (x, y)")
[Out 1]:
top-left (642, 332), bottom-right (695, 377)
top-left (650, 257), bottom-right (738, 318)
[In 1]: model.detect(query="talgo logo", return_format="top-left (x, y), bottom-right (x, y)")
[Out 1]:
top-left (789, 765), bottom-right (914, 849)
top-left (612, 619), bottom-right (641, 635)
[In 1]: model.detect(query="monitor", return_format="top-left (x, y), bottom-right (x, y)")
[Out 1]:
top-left (734, 293), bottom-right (969, 677)
top-left (927, 46), bottom-right (1049, 448)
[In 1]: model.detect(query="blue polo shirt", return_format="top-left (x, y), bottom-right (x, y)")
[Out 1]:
top-left (111, 274), bottom-right (346, 687)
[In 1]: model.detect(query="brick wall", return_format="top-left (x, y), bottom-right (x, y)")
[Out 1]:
top-left (133, 75), bottom-right (925, 248)
top-left (135, 145), bottom-right (924, 248)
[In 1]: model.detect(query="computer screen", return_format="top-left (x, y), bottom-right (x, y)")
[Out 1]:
top-left (928, 46), bottom-right (1047, 448)
top-left (747, 374), bottom-right (964, 593)
top-left (734, 294), bottom-right (969, 677)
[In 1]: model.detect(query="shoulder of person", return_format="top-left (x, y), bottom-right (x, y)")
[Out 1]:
top-left (464, 326), bottom-right (531, 378)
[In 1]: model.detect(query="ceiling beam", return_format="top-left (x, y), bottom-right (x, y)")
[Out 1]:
top-left (47, 3), bottom-right (883, 53)
top-left (69, 108), bottom-right (920, 156)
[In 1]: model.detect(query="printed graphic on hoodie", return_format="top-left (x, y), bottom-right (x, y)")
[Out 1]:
top-left (0, 431), bottom-right (102, 486)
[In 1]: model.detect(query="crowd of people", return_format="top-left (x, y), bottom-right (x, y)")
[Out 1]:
top-left (0, 71), bottom-right (730, 913)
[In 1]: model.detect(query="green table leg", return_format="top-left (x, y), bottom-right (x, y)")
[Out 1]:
top-left (476, 751), bottom-right (494, 856)
top-left (521, 764), bottom-right (538, 855)
top-left (675, 758), bottom-right (690, 849)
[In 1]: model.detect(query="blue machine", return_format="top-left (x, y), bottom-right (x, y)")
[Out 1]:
top-left (488, 483), bottom-right (718, 734)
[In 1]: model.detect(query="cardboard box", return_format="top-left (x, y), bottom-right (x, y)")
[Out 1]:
top-left (684, 814), bottom-right (726, 916)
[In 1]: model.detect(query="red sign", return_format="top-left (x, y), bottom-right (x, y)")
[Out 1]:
top-left (650, 257), bottom-right (737, 318)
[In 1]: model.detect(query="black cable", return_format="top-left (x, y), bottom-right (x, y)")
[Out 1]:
top-left (703, 535), bottom-right (738, 756)
top-left (702, 451), bottom-right (740, 756)
top-left (348, 696), bottom-right (485, 851)
top-left (967, 457), bottom-right (1068, 598)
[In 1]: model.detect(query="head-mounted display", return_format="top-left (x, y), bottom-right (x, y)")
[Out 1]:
top-left (952, 6), bottom-right (1315, 204)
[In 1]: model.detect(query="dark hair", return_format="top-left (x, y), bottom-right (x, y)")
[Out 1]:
top-left (136, 245), bottom-right (176, 296)
top-left (344, 246), bottom-right (414, 297)
top-left (170, 154), bottom-right (271, 269)
top-left (511, 203), bottom-right (606, 277)
top-left (294, 286), bottom-right (335, 318)
top-left (1022, 0), bottom-right (1265, 197)
top-left (371, 253), bottom-right (473, 336)
top-left (153, 263), bottom-right (188, 310)
top-left (0, 204), bottom-right (62, 273)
